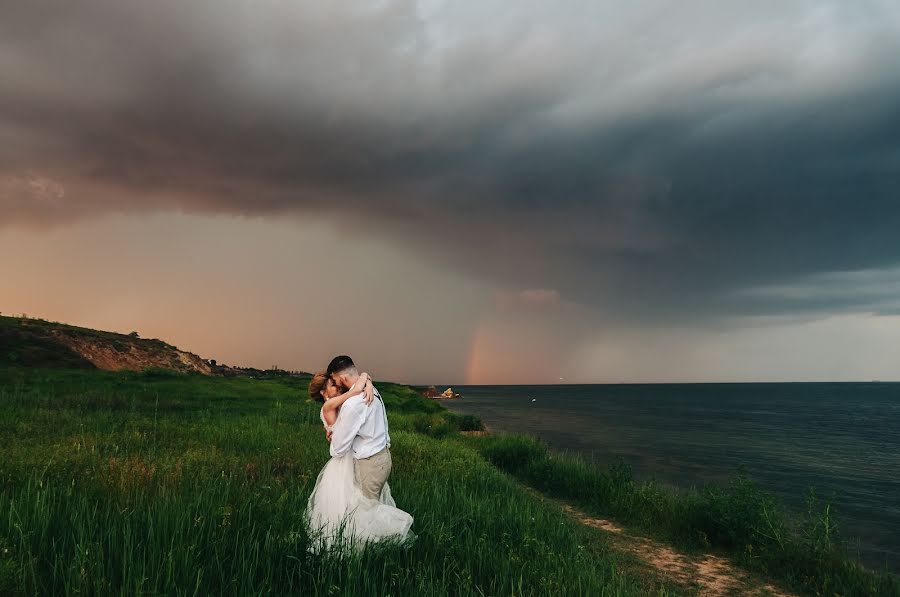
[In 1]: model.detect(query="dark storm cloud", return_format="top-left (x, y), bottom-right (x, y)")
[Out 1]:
top-left (2, 0), bottom-right (900, 321)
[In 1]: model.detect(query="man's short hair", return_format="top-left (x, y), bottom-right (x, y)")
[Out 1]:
top-left (326, 355), bottom-right (356, 376)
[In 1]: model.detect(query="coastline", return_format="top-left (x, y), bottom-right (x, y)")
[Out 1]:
top-left (435, 388), bottom-right (900, 595)
top-left (437, 382), bottom-right (900, 575)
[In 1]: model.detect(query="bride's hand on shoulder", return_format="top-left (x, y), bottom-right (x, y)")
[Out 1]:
top-left (350, 372), bottom-right (368, 393)
top-left (355, 372), bottom-right (374, 405)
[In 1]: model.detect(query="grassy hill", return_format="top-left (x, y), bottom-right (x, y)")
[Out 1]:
top-left (0, 315), bottom-right (306, 378)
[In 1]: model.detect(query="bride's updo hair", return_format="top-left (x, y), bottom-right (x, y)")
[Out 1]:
top-left (308, 372), bottom-right (329, 403)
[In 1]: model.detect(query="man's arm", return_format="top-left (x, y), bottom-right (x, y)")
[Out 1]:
top-left (329, 397), bottom-right (368, 458)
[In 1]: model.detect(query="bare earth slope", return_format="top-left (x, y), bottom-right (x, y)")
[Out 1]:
top-left (1, 315), bottom-right (211, 374)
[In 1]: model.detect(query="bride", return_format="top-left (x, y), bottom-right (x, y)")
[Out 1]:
top-left (305, 371), bottom-right (414, 551)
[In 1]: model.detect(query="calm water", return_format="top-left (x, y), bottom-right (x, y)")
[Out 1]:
top-left (440, 382), bottom-right (900, 571)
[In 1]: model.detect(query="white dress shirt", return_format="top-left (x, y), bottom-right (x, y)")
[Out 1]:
top-left (329, 386), bottom-right (391, 459)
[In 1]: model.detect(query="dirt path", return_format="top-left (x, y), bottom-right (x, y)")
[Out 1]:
top-left (534, 489), bottom-right (797, 596)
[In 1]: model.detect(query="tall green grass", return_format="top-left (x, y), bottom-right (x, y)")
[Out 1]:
top-left (470, 433), bottom-right (900, 597)
top-left (0, 367), bottom-right (669, 595)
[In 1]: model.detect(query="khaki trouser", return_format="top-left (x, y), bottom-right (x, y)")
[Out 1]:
top-left (354, 447), bottom-right (392, 500)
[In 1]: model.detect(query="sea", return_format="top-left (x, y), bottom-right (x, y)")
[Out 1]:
top-left (439, 382), bottom-right (900, 572)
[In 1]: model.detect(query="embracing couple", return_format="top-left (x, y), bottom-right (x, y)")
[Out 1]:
top-left (304, 355), bottom-right (414, 550)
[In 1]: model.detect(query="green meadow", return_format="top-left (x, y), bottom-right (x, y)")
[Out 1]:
top-left (0, 367), bottom-right (670, 596)
top-left (0, 366), bottom-right (896, 595)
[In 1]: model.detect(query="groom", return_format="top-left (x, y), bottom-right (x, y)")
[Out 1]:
top-left (327, 355), bottom-right (392, 500)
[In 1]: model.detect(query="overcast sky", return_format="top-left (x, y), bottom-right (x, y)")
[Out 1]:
top-left (3, 1), bottom-right (900, 384)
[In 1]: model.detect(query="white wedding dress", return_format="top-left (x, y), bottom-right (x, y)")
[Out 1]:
top-left (305, 406), bottom-right (414, 551)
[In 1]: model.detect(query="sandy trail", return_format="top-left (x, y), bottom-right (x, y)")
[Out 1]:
top-left (542, 490), bottom-right (796, 596)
